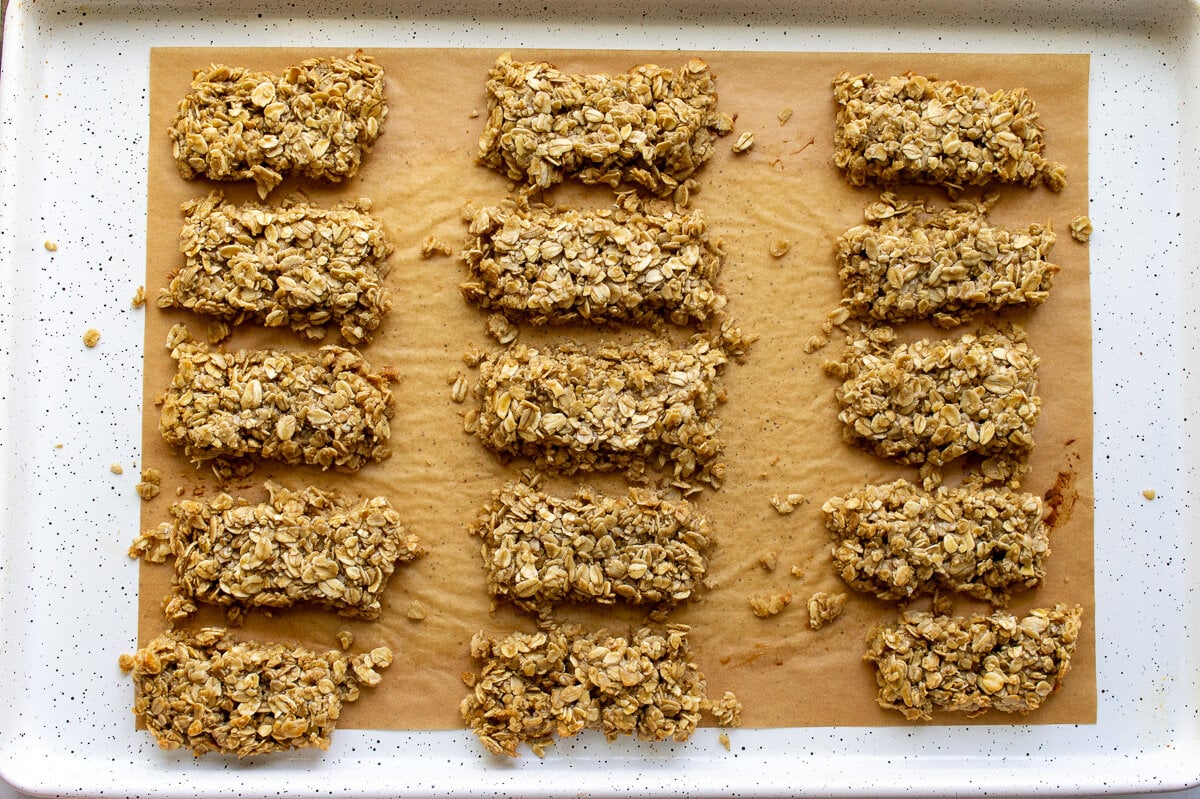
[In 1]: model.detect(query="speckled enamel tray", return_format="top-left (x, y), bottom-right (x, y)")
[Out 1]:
top-left (1, 1), bottom-right (1198, 796)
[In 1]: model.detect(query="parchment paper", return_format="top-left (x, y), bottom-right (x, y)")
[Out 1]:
top-left (141, 48), bottom-right (1094, 730)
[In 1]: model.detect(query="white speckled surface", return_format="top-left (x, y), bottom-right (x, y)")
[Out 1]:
top-left (1, 0), bottom-right (1199, 796)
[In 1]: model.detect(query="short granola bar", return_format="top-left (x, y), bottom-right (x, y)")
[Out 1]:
top-left (170, 53), bottom-right (387, 198)
top-left (833, 72), bottom-right (1066, 191)
top-left (823, 479), bottom-right (1049, 604)
top-left (836, 194), bottom-right (1059, 327)
top-left (472, 480), bottom-right (711, 611)
top-left (461, 195), bottom-right (726, 326)
top-left (130, 481), bottom-right (421, 621)
top-left (864, 604), bottom-right (1082, 720)
top-left (160, 326), bottom-right (392, 472)
top-left (478, 53), bottom-right (733, 196)
top-left (161, 192), bottom-right (392, 345)
top-left (121, 627), bottom-right (392, 756)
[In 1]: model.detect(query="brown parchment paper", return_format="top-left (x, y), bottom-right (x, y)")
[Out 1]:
top-left (141, 48), bottom-right (1094, 731)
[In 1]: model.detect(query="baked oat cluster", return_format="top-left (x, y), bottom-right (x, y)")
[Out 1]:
top-left (864, 604), bottom-right (1082, 720)
top-left (836, 194), bottom-right (1059, 327)
top-left (129, 481), bottom-right (422, 622)
top-left (460, 623), bottom-right (739, 757)
top-left (170, 52), bottom-right (387, 198)
top-left (468, 334), bottom-right (733, 488)
top-left (478, 53), bottom-right (733, 196)
top-left (120, 627), bottom-right (392, 757)
top-left (832, 72), bottom-right (1066, 192)
top-left (823, 479), bottom-right (1049, 605)
top-left (473, 480), bottom-right (712, 611)
top-left (829, 326), bottom-right (1041, 487)
top-left (159, 325), bottom-right (393, 473)
top-left (163, 192), bottom-right (392, 345)
top-left (461, 194), bottom-right (726, 326)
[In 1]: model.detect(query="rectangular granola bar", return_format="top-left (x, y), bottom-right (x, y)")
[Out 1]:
top-left (478, 53), bottom-right (733, 196)
top-left (129, 481), bottom-right (422, 621)
top-left (161, 192), bottom-right (392, 345)
top-left (461, 623), bottom-right (738, 757)
top-left (823, 478), bottom-right (1049, 605)
top-left (836, 194), bottom-right (1059, 327)
top-left (120, 627), bottom-right (392, 756)
top-left (170, 52), bottom-right (387, 198)
top-left (829, 326), bottom-right (1041, 486)
top-left (461, 196), bottom-right (726, 326)
top-left (470, 335), bottom-right (730, 487)
top-left (160, 326), bottom-right (393, 472)
top-left (832, 72), bottom-right (1066, 191)
top-left (864, 604), bottom-right (1083, 720)
top-left (472, 480), bottom-right (711, 611)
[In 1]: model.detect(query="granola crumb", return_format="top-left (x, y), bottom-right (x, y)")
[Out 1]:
top-left (769, 237), bottom-right (791, 258)
top-left (807, 591), bottom-right (848, 630)
top-left (131, 285), bottom-right (147, 308)
top-left (135, 469), bottom-right (161, 501)
top-left (83, 328), bottom-right (101, 348)
top-left (205, 320), bottom-right (231, 344)
top-left (758, 550), bottom-right (778, 572)
top-left (718, 731), bottom-right (731, 750)
top-left (749, 590), bottom-right (792, 618)
top-left (336, 630), bottom-right (354, 650)
top-left (406, 601), bottom-right (428, 621)
top-left (462, 346), bottom-right (486, 368)
top-left (732, 131), bottom-right (754, 154)
top-left (109, 463), bottom-right (124, 475)
top-left (789, 565), bottom-right (805, 579)
top-left (1070, 215), bottom-right (1093, 243)
top-left (420, 235), bottom-right (454, 258)
top-left (450, 373), bottom-right (469, 403)
top-left (770, 493), bottom-right (804, 514)
top-left (777, 107), bottom-right (793, 125)
top-left (44, 240), bottom-right (58, 252)
top-left (1143, 489), bottom-right (1156, 500)
top-left (802, 334), bottom-right (828, 354)
top-left (485, 312), bottom-right (518, 344)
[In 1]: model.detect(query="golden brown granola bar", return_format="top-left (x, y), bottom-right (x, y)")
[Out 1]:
top-left (120, 627), bottom-right (391, 756)
top-left (461, 195), bottom-right (726, 326)
top-left (159, 326), bottom-right (392, 472)
top-left (161, 192), bottom-right (392, 345)
top-left (130, 481), bottom-right (421, 621)
top-left (478, 53), bottom-right (733, 196)
top-left (833, 72), bottom-right (1066, 191)
top-left (864, 604), bottom-right (1082, 720)
top-left (472, 480), bottom-right (711, 611)
top-left (823, 479), bottom-right (1049, 605)
top-left (836, 194), bottom-right (1059, 327)
top-left (170, 53), bottom-right (387, 198)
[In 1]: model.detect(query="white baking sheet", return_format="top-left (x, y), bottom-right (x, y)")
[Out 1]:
top-left (1, 0), bottom-right (1197, 796)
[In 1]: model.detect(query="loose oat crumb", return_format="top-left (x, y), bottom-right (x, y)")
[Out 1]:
top-left (131, 285), bottom-right (146, 308)
top-left (777, 107), bottom-right (793, 125)
top-left (807, 591), bottom-right (848, 630)
top-left (1143, 489), bottom-right (1156, 500)
top-left (83, 328), bottom-right (101, 348)
top-left (135, 468), bottom-right (161, 501)
top-left (462, 346), bottom-right (486, 368)
top-left (485, 313), bottom-right (518, 344)
top-left (718, 731), bottom-right (731, 750)
top-left (803, 334), bottom-right (828, 354)
top-left (450, 373), bottom-right (469, 403)
top-left (469, 108), bottom-right (480, 119)
top-left (749, 590), bottom-right (792, 618)
top-left (1070, 215), bottom-right (1093, 243)
top-left (406, 601), bottom-right (428, 621)
top-left (790, 565), bottom-right (805, 579)
top-left (420, 235), bottom-right (454, 258)
top-left (44, 240), bottom-right (58, 252)
top-left (769, 237), bottom-right (791, 258)
top-left (758, 550), bottom-right (778, 572)
top-left (205, 320), bottom-right (231, 344)
top-left (732, 131), bottom-right (755, 154)
top-left (54, 443), bottom-right (64, 450)
top-left (109, 463), bottom-right (124, 475)
top-left (770, 493), bottom-right (804, 514)
top-left (336, 631), bottom-right (354, 650)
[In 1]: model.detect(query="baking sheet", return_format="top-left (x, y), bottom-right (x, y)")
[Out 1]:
top-left (1, 1), bottom-right (1198, 796)
top-left (140, 47), bottom-right (1095, 732)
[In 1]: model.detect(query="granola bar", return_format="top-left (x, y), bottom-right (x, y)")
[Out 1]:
top-left (823, 479), bottom-right (1049, 605)
top-left (120, 627), bottom-right (391, 756)
top-left (170, 52), bottom-right (387, 198)
top-left (461, 195), bottom-right (726, 326)
top-left (478, 53), bottom-right (733, 196)
top-left (472, 480), bottom-right (711, 611)
top-left (864, 604), bottom-right (1082, 720)
top-left (470, 334), bottom-right (731, 487)
top-left (130, 481), bottom-right (421, 621)
top-left (830, 326), bottom-right (1041, 486)
top-left (161, 192), bottom-right (392, 345)
top-left (833, 72), bottom-right (1067, 191)
top-left (160, 326), bottom-right (392, 472)
top-left (460, 623), bottom-right (737, 757)
top-left (836, 194), bottom-right (1059, 327)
